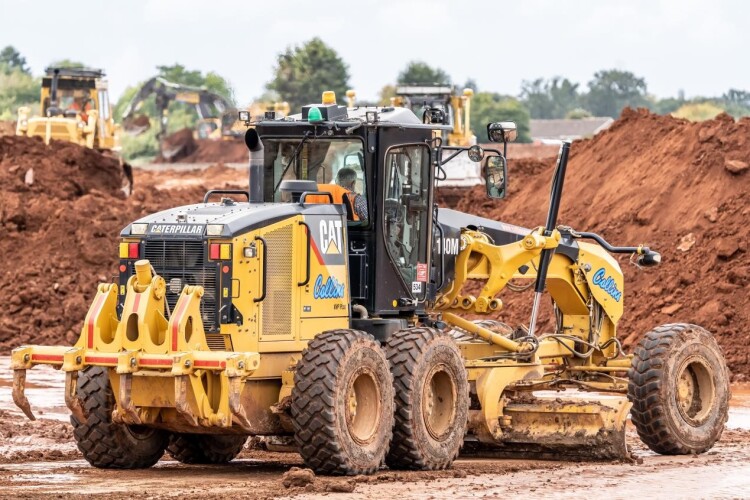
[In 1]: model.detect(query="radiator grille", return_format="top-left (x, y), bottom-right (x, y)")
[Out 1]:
top-left (204, 333), bottom-right (230, 351)
top-left (143, 240), bottom-right (219, 332)
top-left (262, 225), bottom-right (293, 337)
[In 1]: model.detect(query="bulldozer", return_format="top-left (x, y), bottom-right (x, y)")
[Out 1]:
top-left (15, 66), bottom-right (133, 193)
top-left (12, 91), bottom-right (730, 474)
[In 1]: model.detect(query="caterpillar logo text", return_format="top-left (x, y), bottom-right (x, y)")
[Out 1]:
top-left (320, 220), bottom-right (343, 255)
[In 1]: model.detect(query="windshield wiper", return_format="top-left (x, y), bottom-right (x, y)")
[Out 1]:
top-left (274, 131), bottom-right (313, 194)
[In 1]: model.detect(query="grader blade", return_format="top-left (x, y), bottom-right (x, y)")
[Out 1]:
top-left (467, 393), bottom-right (632, 461)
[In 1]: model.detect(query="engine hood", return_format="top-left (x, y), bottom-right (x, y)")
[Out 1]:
top-left (120, 201), bottom-right (345, 238)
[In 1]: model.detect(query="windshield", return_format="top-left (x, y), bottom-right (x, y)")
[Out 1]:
top-left (262, 137), bottom-right (368, 222)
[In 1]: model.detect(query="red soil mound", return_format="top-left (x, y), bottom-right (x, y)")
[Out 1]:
top-left (437, 108), bottom-right (750, 379)
top-left (181, 139), bottom-right (247, 163)
top-left (0, 137), bottom-right (242, 350)
top-left (155, 128), bottom-right (247, 163)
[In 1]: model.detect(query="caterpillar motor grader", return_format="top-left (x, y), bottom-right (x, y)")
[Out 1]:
top-left (12, 91), bottom-right (729, 474)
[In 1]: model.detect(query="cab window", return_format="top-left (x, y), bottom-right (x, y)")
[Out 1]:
top-left (263, 138), bottom-right (367, 223)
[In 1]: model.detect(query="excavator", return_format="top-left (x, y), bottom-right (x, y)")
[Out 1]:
top-left (121, 76), bottom-right (239, 159)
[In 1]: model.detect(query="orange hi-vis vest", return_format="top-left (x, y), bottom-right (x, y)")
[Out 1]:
top-left (306, 184), bottom-right (359, 221)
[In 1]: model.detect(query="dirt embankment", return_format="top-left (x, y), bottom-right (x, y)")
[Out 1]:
top-left (0, 136), bottom-right (243, 351)
top-left (0, 121), bottom-right (16, 136)
top-left (437, 108), bottom-right (750, 379)
top-left (156, 128), bottom-right (247, 163)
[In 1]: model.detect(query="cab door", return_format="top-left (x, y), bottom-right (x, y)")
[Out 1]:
top-left (382, 143), bottom-right (433, 300)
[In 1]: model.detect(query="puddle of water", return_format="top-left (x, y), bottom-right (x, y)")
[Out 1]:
top-left (0, 357), bottom-right (68, 421)
top-left (10, 473), bottom-right (77, 484)
top-left (727, 383), bottom-right (750, 430)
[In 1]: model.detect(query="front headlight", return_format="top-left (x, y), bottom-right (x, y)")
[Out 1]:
top-left (130, 223), bottom-right (148, 235)
top-left (206, 224), bottom-right (224, 236)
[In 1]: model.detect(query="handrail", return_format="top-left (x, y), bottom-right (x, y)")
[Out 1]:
top-left (203, 190), bottom-right (250, 204)
top-left (253, 236), bottom-right (267, 303)
top-left (297, 221), bottom-right (311, 286)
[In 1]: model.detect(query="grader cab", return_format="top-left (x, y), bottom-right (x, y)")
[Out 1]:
top-left (12, 92), bottom-right (729, 474)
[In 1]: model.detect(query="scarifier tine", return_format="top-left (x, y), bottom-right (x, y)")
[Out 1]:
top-left (12, 369), bottom-right (35, 421)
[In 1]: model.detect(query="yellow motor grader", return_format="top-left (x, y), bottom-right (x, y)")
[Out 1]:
top-left (12, 92), bottom-right (729, 474)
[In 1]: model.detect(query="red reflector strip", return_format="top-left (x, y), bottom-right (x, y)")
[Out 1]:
top-left (193, 360), bottom-right (227, 369)
top-left (30, 354), bottom-right (64, 363)
top-left (209, 243), bottom-right (220, 260)
top-left (87, 292), bottom-right (108, 348)
top-left (128, 242), bottom-right (139, 259)
top-left (139, 358), bottom-right (173, 367)
top-left (84, 356), bottom-right (118, 365)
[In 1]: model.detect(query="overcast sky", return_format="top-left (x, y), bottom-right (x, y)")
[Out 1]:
top-left (1, 0), bottom-right (746, 106)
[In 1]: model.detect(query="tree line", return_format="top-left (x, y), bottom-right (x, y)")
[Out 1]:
top-left (3, 40), bottom-right (749, 151)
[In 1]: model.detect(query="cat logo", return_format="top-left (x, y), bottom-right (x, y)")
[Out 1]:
top-left (320, 219), bottom-right (343, 255)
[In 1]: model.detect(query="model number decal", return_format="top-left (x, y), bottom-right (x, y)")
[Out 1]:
top-left (437, 237), bottom-right (459, 255)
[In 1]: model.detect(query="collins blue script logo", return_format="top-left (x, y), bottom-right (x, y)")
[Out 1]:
top-left (313, 275), bottom-right (345, 299)
top-left (592, 268), bottom-right (622, 302)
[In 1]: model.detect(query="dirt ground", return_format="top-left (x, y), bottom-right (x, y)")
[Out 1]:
top-left (0, 359), bottom-right (748, 499)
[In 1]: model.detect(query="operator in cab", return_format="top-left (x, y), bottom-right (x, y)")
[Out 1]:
top-left (312, 167), bottom-right (368, 223)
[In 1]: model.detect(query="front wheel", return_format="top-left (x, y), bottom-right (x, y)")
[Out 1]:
top-left (72, 367), bottom-right (168, 468)
top-left (628, 323), bottom-right (730, 455)
top-left (167, 434), bottom-right (247, 464)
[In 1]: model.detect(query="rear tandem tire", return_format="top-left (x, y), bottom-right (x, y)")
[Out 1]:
top-left (291, 329), bottom-right (394, 475)
top-left (71, 366), bottom-right (168, 469)
top-left (385, 327), bottom-right (469, 470)
top-left (167, 434), bottom-right (247, 464)
top-left (628, 323), bottom-right (730, 455)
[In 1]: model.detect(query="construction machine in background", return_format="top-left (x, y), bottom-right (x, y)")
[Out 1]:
top-left (121, 77), bottom-right (291, 161)
top-left (393, 84), bottom-right (480, 186)
top-left (16, 67), bottom-right (133, 192)
top-left (121, 77), bottom-right (240, 159)
top-left (12, 91), bottom-right (729, 475)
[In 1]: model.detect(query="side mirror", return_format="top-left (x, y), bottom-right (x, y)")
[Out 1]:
top-left (238, 110), bottom-right (251, 124)
top-left (484, 156), bottom-right (507, 199)
top-left (467, 145), bottom-right (484, 162)
top-left (487, 122), bottom-right (517, 143)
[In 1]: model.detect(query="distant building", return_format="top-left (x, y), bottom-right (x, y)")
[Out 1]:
top-left (530, 117), bottom-right (614, 143)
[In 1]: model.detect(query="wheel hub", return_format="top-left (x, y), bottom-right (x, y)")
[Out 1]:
top-left (422, 364), bottom-right (457, 441)
top-left (345, 368), bottom-right (381, 445)
top-left (675, 355), bottom-right (716, 426)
